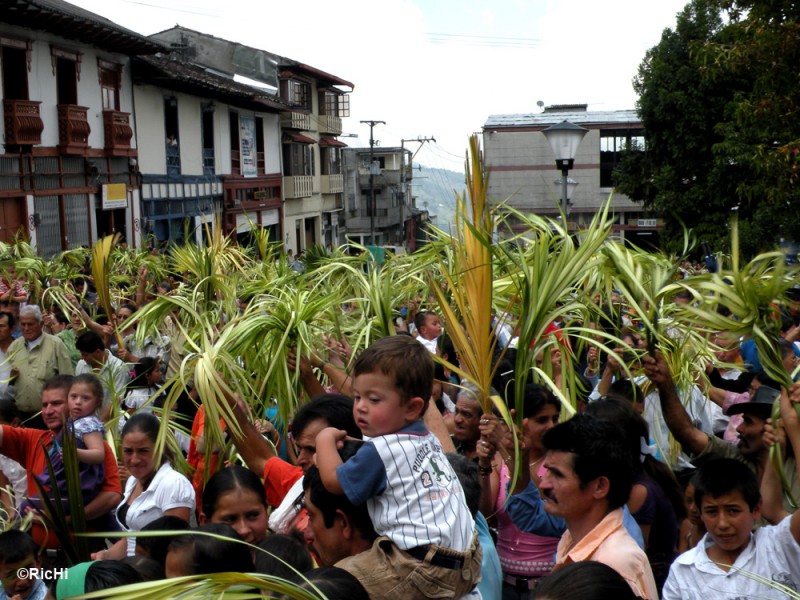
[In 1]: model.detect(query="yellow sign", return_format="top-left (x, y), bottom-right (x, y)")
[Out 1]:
top-left (102, 183), bottom-right (127, 210)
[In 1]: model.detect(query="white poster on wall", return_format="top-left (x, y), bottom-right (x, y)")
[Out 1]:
top-left (240, 116), bottom-right (257, 178)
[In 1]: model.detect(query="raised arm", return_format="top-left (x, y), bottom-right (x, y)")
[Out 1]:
top-left (643, 354), bottom-right (710, 457)
top-left (315, 427), bottom-right (346, 494)
top-left (221, 392), bottom-right (276, 476)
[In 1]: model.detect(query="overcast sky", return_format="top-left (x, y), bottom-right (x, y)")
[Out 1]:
top-left (69, 0), bottom-right (690, 172)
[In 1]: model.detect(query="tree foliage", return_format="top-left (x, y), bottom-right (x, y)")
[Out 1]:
top-left (616, 0), bottom-right (800, 257)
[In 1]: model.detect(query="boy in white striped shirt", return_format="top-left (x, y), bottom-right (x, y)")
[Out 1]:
top-left (316, 335), bottom-right (482, 599)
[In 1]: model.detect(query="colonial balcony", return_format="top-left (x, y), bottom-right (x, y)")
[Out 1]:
top-left (318, 114), bottom-right (342, 136)
top-left (283, 175), bottom-right (313, 198)
top-left (57, 104), bottom-right (90, 154)
top-left (359, 169), bottom-right (401, 188)
top-left (3, 99), bottom-right (44, 146)
top-left (280, 111), bottom-right (312, 131)
top-left (320, 174), bottom-right (343, 194)
top-left (102, 110), bottom-right (133, 156)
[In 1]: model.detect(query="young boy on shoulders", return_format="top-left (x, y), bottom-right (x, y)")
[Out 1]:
top-left (316, 335), bottom-right (481, 600)
top-left (663, 457), bottom-right (800, 600)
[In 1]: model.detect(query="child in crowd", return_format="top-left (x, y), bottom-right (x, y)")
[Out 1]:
top-left (68, 374), bottom-right (106, 466)
top-left (413, 310), bottom-right (442, 354)
top-left (19, 374), bottom-right (106, 516)
top-left (663, 458), bottom-right (800, 599)
top-left (0, 529), bottom-right (46, 600)
top-left (123, 357), bottom-right (162, 416)
top-left (316, 335), bottom-right (481, 600)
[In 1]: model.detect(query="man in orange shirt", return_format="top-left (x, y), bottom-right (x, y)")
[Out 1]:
top-left (0, 375), bottom-right (121, 551)
top-left (223, 393), bottom-right (360, 534)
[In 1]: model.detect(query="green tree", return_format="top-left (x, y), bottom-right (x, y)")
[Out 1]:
top-left (616, 0), bottom-right (800, 257)
top-left (699, 0), bottom-right (800, 254)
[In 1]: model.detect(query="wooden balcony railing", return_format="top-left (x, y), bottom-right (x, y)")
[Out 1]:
top-left (320, 174), bottom-right (344, 194)
top-left (3, 99), bottom-right (44, 145)
top-left (102, 110), bottom-right (133, 156)
top-left (283, 175), bottom-right (313, 198)
top-left (58, 104), bottom-right (90, 154)
top-left (318, 115), bottom-right (342, 135)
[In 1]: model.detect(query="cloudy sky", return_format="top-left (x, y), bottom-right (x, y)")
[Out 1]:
top-left (69, 0), bottom-right (690, 171)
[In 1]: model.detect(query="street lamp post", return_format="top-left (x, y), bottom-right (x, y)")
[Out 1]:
top-left (542, 120), bottom-right (588, 225)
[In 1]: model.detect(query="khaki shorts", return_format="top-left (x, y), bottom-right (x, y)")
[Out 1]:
top-left (338, 533), bottom-right (482, 599)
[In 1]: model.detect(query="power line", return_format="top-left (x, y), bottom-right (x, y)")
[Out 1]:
top-left (427, 32), bottom-right (541, 49)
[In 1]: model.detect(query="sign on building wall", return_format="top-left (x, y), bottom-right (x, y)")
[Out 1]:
top-left (102, 183), bottom-right (127, 210)
top-left (240, 116), bottom-right (257, 178)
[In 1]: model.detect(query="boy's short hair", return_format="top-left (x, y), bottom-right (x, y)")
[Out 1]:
top-left (693, 458), bottom-right (761, 511)
top-left (0, 529), bottom-right (39, 565)
top-left (76, 330), bottom-right (105, 353)
top-left (354, 335), bottom-right (434, 411)
top-left (414, 310), bottom-right (435, 332)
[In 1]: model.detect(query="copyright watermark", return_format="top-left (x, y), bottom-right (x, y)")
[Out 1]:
top-left (16, 567), bottom-right (69, 580)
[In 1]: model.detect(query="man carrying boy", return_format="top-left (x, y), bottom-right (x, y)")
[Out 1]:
top-left (316, 335), bottom-right (481, 599)
top-left (663, 458), bottom-right (800, 599)
top-left (0, 530), bottom-right (46, 600)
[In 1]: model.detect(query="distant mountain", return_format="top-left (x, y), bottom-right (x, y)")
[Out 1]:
top-left (409, 165), bottom-right (464, 230)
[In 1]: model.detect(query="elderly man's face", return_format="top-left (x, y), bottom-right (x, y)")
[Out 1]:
top-left (452, 396), bottom-right (482, 443)
top-left (19, 314), bottom-right (42, 342)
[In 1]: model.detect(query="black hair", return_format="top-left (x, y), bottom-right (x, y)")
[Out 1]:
top-left (606, 378), bottom-right (645, 406)
top-left (76, 330), bottom-right (105, 354)
top-left (202, 465), bottom-right (267, 518)
top-left (292, 566), bottom-right (370, 600)
top-left (136, 515), bottom-right (192, 565)
top-left (445, 452), bottom-right (479, 517)
top-left (53, 311), bottom-right (70, 326)
top-left (0, 529), bottom-right (39, 565)
top-left (0, 311), bottom-right (15, 329)
top-left (0, 397), bottom-right (19, 424)
top-left (542, 413), bottom-right (634, 510)
top-left (127, 357), bottom-right (158, 390)
top-left (520, 383), bottom-right (560, 419)
top-left (693, 458), bottom-right (761, 511)
top-left (533, 560), bottom-right (645, 600)
top-left (118, 303), bottom-right (137, 315)
top-left (414, 310), bottom-right (436, 332)
top-left (254, 533), bottom-right (313, 582)
top-left (291, 394), bottom-right (361, 441)
top-left (585, 396), bottom-right (686, 520)
top-left (120, 555), bottom-right (164, 582)
top-left (121, 412), bottom-right (174, 464)
top-left (302, 441), bottom-right (376, 542)
top-left (167, 523), bottom-right (254, 575)
top-left (84, 560), bottom-right (143, 594)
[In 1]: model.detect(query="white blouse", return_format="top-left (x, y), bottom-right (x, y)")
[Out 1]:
top-left (115, 461), bottom-right (194, 556)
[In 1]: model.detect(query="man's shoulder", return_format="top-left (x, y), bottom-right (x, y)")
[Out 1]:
top-left (1, 424), bottom-right (50, 451)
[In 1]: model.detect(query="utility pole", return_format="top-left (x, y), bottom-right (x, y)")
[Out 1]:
top-left (360, 120), bottom-right (385, 246)
top-left (400, 137), bottom-right (435, 250)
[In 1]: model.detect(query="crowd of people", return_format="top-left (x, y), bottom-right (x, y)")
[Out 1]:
top-left (0, 249), bottom-right (799, 600)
